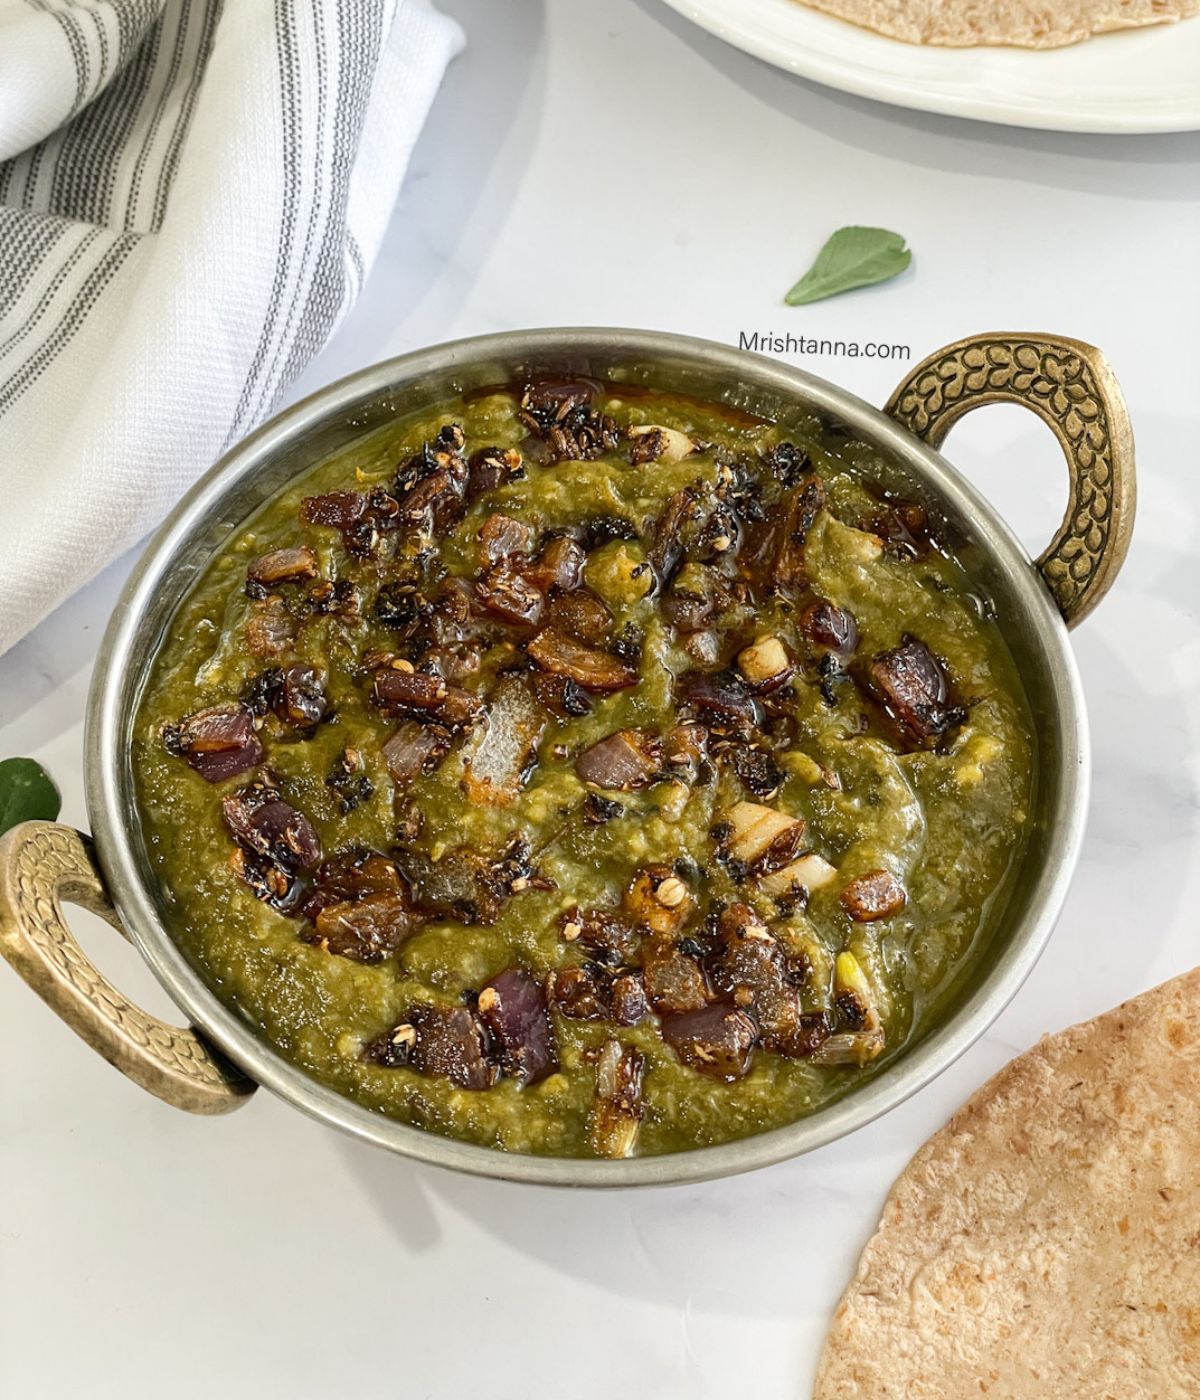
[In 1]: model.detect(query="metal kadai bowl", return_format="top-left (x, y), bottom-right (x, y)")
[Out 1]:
top-left (0, 329), bottom-right (1135, 1187)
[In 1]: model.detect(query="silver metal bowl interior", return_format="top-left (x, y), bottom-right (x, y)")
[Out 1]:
top-left (85, 328), bottom-right (1087, 1187)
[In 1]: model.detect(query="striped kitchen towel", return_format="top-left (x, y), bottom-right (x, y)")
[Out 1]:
top-left (0, 0), bottom-right (462, 656)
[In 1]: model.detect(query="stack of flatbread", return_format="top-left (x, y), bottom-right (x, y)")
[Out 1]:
top-left (800, 0), bottom-right (1199, 48)
top-left (815, 969), bottom-right (1200, 1398)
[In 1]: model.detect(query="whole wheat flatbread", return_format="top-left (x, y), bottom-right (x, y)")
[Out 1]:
top-left (800, 0), bottom-right (1199, 48)
top-left (814, 969), bottom-right (1200, 1399)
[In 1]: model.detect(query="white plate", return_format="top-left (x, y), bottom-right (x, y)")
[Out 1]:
top-left (659, 0), bottom-right (1200, 132)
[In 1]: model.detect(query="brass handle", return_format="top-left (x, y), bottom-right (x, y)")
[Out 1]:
top-left (886, 334), bottom-right (1135, 628)
top-left (0, 821), bottom-right (255, 1114)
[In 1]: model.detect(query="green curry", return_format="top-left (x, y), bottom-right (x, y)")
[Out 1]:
top-left (134, 379), bottom-right (1034, 1158)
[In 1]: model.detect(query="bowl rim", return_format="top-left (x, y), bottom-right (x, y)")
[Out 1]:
top-left (85, 326), bottom-right (1088, 1187)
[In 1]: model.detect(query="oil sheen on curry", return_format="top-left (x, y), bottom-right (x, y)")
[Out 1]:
top-left (135, 379), bottom-right (1034, 1159)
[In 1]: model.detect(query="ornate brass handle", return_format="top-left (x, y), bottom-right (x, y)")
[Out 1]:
top-left (0, 821), bottom-right (255, 1114)
top-left (886, 334), bottom-right (1135, 628)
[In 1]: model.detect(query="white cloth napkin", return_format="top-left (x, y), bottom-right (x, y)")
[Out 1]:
top-left (0, 0), bottom-right (462, 656)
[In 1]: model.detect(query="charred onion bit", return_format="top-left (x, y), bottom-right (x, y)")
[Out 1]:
top-left (300, 487), bottom-right (399, 558)
top-left (812, 951), bottom-right (885, 1066)
top-left (307, 577), bottom-right (360, 619)
top-left (549, 964), bottom-right (648, 1027)
top-left (477, 968), bottom-right (558, 1087)
top-left (771, 473), bottom-right (826, 593)
top-left (861, 496), bottom-right (932, 561)
top-left (840, 869), bottom-right (907, 923)
top-left (243, 664), bottom-right (329, 729)
top-left (381, 722), bottom-right (452, 786)
top-left (302, 850), bottom-right (413, 964)
top-left (478, 512), bottom-right (536, 565)
top-left (799, 598), bottom-right (858, 655)
top-left (518, 380), bottom-right (620, 463)
top-left (325, 747), bottom-right (374, 813)
top-left (395, 837), bottom-right (545, 927)
top-left (559, 905), bottom-right (639, 964)
top-left (474, 565), bottom-right (544, 626)
top-left (575, 729), bottom-right (663, 791)
top-left (589, 1040), bottom-right (645, 1158)
top-left (628, 424), bottom-right (697, 467)
top-left (715, 802), bottom-right (808, 883)
top-left (582, 792), bottom-right (623, 824)
top-left (857, 635), bottom-right (966, 751)
top-left (163, 704), bottom-right (264, 783)
top-left (246, 595), bottom-right (297, 658)
top-left (660, 1003), bottom-right (758, 1081)
top-left (647, 485), bottom-right (704, 590)
top-left (222, 779), bottom-right (321, 912)
top-left (763, 441), bottom-right (811, 487)
top-left (392, 424), bottom-right (469, 535)
top-left (580, 515), bottom-right (639, 550)
top-left (526, 626), bottom-right (639, 693)
top-left (373, 582), bottom-right (428, 637)
top-left (678, 670), bottom-right (763, 734)
top-left (640, 938), bottom-right (708, 1015)
top-left (706, 903), bottom-right (816, 1056)
top-left (523, 535), bottom-right (586, 593)
top-left (366, 1003), bottom-right (498, 1090)
top-left (623, 864), bottom-right (694, 937)
top-left (371, 666), bottom-right (484, 732)
top-left (246, 545), bottom-right (318, 597)
top-left (729, 745), bottom-right (785, 801)
top-left (466, 445), bottom-right (524, 503)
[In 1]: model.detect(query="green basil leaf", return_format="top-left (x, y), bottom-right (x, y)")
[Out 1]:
top-left (0, 757), bottom-right (62, 836)
top-left (784, 226), bottom-right (912, 306)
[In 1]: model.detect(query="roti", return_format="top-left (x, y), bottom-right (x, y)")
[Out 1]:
top-left (815, 969), bottom-right (1200, 1398)
top-left (798, 0), bottom-right (1199, 48)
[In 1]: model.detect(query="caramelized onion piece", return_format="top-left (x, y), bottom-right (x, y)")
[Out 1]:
top-left (550, 586), bottom-right (613, 647)
top-left (246, 595), bottom-right (297, 657)
top-left (247, 546), bottom-right (317, 591)
top-left (477, 968), bottom-right (557, 1087)
top-left (706, 903), bottom-right (808, 1053)
top-left (622, 865), bottom-right (693, 937)
top-left (661, 1003), bottom-right (758, 1081)
top-left (366, 1004), bottom-right (498, 1090)
top-left (771, 473), bottom-right (826, 592)
top-left (840, 869), bottom-right (907, 922)
top-left (678, 671), bottom-right (762, 731)
top-left (589, 1040), bottom-right (645, 1158)
top-left (523, 536), bottom-right (586, 593)
top-left (799, 598), bottom-right (858, 655)
top-left (307, 894), bottom-right (413, 963)
top-left (478, 513), bottom-right (536, 565)
top-left (222, 782), bottom-right (321, 873)
top-left (371, 668), bottom-right (449, 712)
top-left (647, 486), bottom-right (704, 589)
top-left (382, 722), bottom-right (451, 785)
top-left (372, 668), bottom-right (484, 731)
top-left (163, 704), bottom-right (263, 783)
top-left (641, 938), bottom-right (708, 1015)
top-left (575, 729), bottom-right (662, 791)
top-left (466, 445), bottom-right (524, 502)
top-left (474, 566), bottom-right (545, 626)
top-left (527, 627), bottom-right (639, 692)
top-left (856, 635), bottom-right (966, 751)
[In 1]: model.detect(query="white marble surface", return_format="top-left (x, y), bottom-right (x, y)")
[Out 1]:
top-left (2, 2), bottom-right (1198, 1396)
